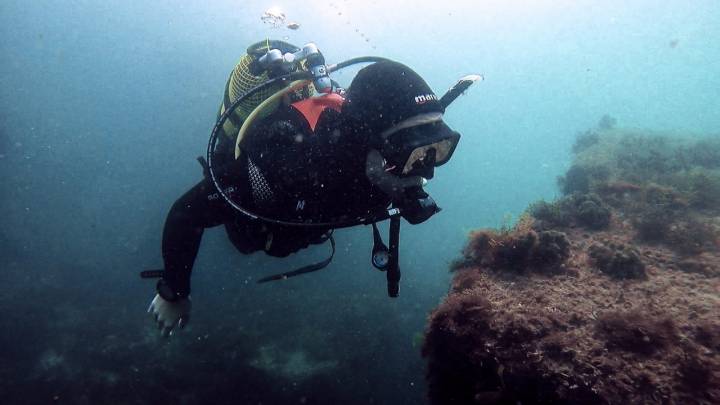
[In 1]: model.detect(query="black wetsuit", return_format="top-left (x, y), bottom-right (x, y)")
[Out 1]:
top-left (162, 103), bottom-right (391, 298)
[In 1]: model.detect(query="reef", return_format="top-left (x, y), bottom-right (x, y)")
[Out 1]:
top-left (424, 122), bottom-right (720, 404)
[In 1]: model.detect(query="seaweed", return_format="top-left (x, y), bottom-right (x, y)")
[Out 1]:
top-left (642, 183), bottom-right (688, 210)
top-left (572, 130), bottom-right (600, 154)
top-left (666, 218), bottom-right (718, 256)
top-left (448, 256), bottom-right (474, 273)
top-left (528, 200), bottom-right (572, 228)
top-left (463, 226), bottom-right (571, 275)
top-left (596, 180), bottom-right (643, 196)
top-left (678, 353), bottom-right (713, 390)
top-left (597, 114), bottom-right (617, 131)
top-left (615, 135), bottom-right (683, 181)
top-left (595, 311), bottom-right (678, 355)
top-left (499, 315), bottom-right (552, 344)
top-left (694, 321), bottom-right (720, 351)
top-left (493, 231), bottom-right (537, 271)
top-left (558, 165), bottom-right (610, 195)
top-left (422, 294), bottom-right (500, 404)
top-left (688, 171), bottom-right (720, 210)
top-left (633, 206), bottom-right (673, 242)
top-left (532, 230), bottom-right (571, 268)
top-left (684, 138), bottom-right (720, 169)
top-left (574, 196), bottom-right (612, 230)
top-left (588, 242), bottom-right (646, 279)
top-left (530, 193), bottom-right (611, 230)
top-left (542, 333), bottom-right (577, 361)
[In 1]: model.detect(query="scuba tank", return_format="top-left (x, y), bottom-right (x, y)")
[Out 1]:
top-left (215, 39), bottom-right (316, 149)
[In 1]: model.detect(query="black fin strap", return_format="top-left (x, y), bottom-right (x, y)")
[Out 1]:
top-left (257, 235), bottom-right (336, 283)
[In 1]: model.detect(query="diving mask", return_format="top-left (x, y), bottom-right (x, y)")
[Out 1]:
top-left (379, 113), bottom-right (460, 178)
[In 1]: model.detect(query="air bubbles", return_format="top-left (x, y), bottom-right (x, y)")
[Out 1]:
top-left (327, 1), bottom-right (374, 49)
top-left (260, 7), bottom-right (286, 27)
top-left (261, 7), bottom-right (302, 32)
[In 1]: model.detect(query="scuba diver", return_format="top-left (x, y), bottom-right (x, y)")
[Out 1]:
top-left (144, 40), bottom-right (480, 336)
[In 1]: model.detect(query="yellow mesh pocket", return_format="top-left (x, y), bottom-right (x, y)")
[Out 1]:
top-left (228, 55), bottom-right (276, 120)
top-left (219, 52), bottom-right (315, 139)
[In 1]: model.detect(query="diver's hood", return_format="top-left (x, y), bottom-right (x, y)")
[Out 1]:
top-left (341, 61), bottom-right (446, 147)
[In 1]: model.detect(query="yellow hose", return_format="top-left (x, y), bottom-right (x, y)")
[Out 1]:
top-left (234, 79), bottom-right (312, 159)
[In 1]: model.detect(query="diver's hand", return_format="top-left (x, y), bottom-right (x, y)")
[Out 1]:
top-left (147, 294), bottom-right (191, 337)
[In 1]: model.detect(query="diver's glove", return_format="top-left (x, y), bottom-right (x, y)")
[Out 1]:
top-left (147, 293), bottom-right (191, 337)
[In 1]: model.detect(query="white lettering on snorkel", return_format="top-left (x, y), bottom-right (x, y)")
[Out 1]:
top-left (414, 93), bottom-right (437, 105)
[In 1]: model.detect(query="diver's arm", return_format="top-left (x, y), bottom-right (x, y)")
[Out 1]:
top-left (161, 178), bottom-right (231, 299)
top-left (149, 178), bottom-right (235, 337)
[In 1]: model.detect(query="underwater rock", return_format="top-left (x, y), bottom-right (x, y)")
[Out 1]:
top-left (425, 127), bottom-right (720, 405)
top-left (426, 237), bottom-right (718, 404)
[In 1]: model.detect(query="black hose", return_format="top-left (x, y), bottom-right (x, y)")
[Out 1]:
top-left (386, 216), bottom-right (401, 297)
top-left (327, 56), bottom-right (391, 73)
